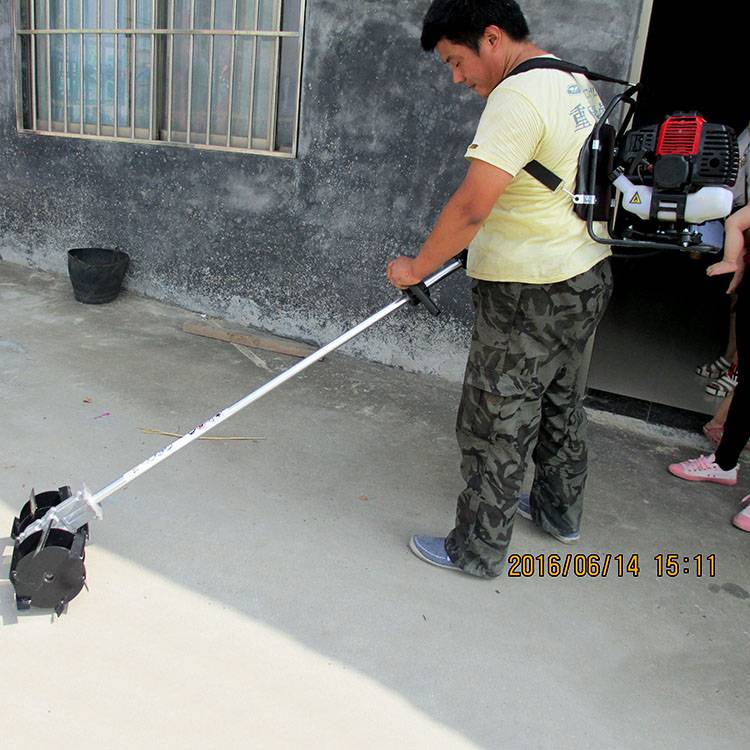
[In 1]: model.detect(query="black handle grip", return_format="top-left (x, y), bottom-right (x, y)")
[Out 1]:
top-left (400, 250), bottom-right (468, 316)
top-left (406, 282), bottom-right (440, 316)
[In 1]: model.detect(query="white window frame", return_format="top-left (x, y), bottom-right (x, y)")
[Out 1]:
top-left (12, 0), bottom-right (306, 157)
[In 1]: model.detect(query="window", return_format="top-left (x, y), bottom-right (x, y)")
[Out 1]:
top-left (13, 1), bottom-right (305, 156)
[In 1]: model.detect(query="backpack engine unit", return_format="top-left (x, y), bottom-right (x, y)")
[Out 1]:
top-left (608, 113), bottom-right (739, 250)
top-left (509, 58), bottom-right (741, 254)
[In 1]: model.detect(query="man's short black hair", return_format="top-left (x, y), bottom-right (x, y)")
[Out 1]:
top-left (421, 0), bottom-right (530, 53)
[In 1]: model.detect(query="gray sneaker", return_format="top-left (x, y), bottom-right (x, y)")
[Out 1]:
top-left (517, 491), bottom-right (532, 520)
top-left (408, 535), bottom-right (460, 570)
top-left (516, 492), bottom-right (579, 543)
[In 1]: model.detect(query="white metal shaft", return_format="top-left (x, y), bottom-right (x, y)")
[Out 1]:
top-left (88, 259), bottom-right (463, 508)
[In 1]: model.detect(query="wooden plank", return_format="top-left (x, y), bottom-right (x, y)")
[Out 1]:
top-left (182, 322), bottom-right (317, 359)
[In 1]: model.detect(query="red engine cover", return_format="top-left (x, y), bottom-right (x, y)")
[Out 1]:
top-left (656, 115), bottom-right (705, 156)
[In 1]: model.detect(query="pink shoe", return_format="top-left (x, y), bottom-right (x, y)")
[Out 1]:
top-left (668, 454), bottom-right (738, 485)
top-left (732, 495), bottom-right (750, 532)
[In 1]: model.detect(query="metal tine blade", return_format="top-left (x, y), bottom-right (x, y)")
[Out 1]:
top-left (33, 515), bottom-right (54, 557)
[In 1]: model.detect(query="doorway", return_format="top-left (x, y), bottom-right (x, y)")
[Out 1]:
top-left (587, 0), bottom-right (750, 417)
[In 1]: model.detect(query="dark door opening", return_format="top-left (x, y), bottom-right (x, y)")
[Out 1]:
top-left (588, 0), bottom-right (750, 416)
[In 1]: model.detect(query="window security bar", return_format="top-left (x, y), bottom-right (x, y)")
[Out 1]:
top-left (13, 0), bottom-right (305, 157)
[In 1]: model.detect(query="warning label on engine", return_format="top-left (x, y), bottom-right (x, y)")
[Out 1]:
top-left (630, 193), bottom-right (642, 205)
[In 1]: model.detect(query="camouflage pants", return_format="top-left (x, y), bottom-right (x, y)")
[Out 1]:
top-left (445, 259), bottom-right (613, 578)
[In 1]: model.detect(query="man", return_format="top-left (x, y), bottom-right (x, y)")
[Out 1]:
top-left (387, 0), bottom-right (613, 578)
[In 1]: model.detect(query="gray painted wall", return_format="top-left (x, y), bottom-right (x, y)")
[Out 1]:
top-left (0, 1), bottom-right (644, 381)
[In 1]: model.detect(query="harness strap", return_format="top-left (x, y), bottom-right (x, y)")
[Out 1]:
top-left (505, 57), bottom-right (631, 86)
top-left (522, 159), bottom-right (563, 192)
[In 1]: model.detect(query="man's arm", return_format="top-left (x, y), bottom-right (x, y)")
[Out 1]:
top-left (387, 159), bottom-right (514, 289)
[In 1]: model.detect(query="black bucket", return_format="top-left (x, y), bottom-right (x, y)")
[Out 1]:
top-left (67, 248), bottom-right (130, 304)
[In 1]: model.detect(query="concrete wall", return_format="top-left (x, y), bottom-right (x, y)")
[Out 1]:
top-left (0, 1), bottom-right (644, 381)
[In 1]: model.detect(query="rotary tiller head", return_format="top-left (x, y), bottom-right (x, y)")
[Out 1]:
top-left (9, 486), bottom-right (89, 616)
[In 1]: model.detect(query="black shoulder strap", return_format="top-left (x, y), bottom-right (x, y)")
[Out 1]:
top-left (505, 57), bottom-right (631, 86)
top-left (522, 160), bottom-right (563, 192)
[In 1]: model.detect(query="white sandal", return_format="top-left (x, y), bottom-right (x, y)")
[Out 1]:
top-left (696, 355), bottom-right (731, 379)
top-left (705, 366), bottom-right (738, 397)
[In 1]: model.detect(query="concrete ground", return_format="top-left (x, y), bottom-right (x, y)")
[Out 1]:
top-left (1, 260), bottom-right (749, 750)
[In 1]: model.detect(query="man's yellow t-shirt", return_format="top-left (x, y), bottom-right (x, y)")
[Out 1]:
top-left (465, 57), bottom-right (612, 284)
